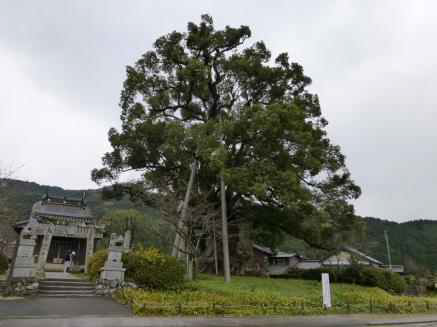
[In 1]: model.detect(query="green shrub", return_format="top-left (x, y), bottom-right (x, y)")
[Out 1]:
top-left (286, 268), bottom-right (339, 282)
top-left (124, 247), bottom-right (185, 290)
top-left (382, 270), bottom-right (406, 294)
top-left (87, 249), bottom-right (108, 281)
top-left (0, 253), bottom-right (8, 274)
top-left (359, 267), bottom-right (385, 287)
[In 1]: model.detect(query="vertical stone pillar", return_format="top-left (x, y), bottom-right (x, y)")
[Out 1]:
top-left (84, 227), bottom-right (95, 273)
top-left (37, 227), bottom-right (53, 272)
top-left (100, 233), bottom-right (126, 282)
top-left (123, 230), bottom-right (131, 253)
top-left (12, 227), bottom-right (37, 278)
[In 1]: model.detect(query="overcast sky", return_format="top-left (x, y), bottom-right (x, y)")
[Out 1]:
top-left (1, 1), bottom-right (436, 222)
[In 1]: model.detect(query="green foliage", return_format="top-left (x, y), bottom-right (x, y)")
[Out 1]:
top-left (0, 253), bottom-right (8, 274)
top-left (0, 179), bottom-right (171, 254)
top-left (87, 249), bottom-right (108, 281)
top-left (101, 209), bottom-right (171, 252)
top-left (114, 275), bottom-right (437, 316)
top-left (360, 217), bottom-right (437, 273)
top-left (4, 179), bottom-right (437, 273)
top-left (0, 179), bottom-right (158, 226)
top-left (285, 266), bottom-right (406, 294)
top-left (93, 14), bottom-right (361, 250)
top-left (381, 270), bottom-right (407, 294)
top-left (124, 247), bottom-right (185, 290)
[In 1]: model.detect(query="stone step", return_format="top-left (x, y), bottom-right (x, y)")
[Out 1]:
top-left (40, 280), bottom-right (94, 287)
top-left (39, 278), bottom-right (97, 297)
top-left (39, 289), bottom-right (96, 296)
top-left (40, 280), bottom-right (94, 285)
top-left (41, 278), bottom-right (92, 283)
top-left (39, 285), bottom-right (95, 291)
top-left (39, 293), bottom-right (97, 298)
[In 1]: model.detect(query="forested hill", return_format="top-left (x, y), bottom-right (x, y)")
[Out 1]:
top-left (2, 179), bottom-right (437, 272)
top-left (0, 178), bottom-right (153, 222)
top-left (360, 217), bottom-right (437, 273)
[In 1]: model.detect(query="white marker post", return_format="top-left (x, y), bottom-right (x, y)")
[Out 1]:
top-left (321, 273), bottom-right (332, 309)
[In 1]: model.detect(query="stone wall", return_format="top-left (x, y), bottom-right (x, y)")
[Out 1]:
top-left (1, 278), bottom-right (39, 296)
top-left (95, 280), bottom-right (137, 296)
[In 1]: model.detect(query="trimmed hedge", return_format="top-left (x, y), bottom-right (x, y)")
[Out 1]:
top-left (0, 253), bottom-right (8, 274)
top-left (87, 247), bottom-right (185, 290)
top-left (285, 266), bottom-right (406, 294)
top-left (124, 247), bottom-right (185, 290)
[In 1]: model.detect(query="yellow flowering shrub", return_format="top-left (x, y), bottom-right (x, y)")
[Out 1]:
top-left (87, 249), bottom-right (108, 281)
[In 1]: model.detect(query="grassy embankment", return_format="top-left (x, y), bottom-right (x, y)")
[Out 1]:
top-left (115, 274), bottom-right (437, 316)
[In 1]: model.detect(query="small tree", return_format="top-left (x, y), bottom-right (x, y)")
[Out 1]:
top-left (0, 163), bottom-right (21, 283)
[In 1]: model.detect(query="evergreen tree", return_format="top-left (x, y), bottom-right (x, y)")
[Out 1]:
top-left (92, 15), bottom-right (361, 251)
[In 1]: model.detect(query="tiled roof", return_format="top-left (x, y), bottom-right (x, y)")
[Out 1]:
top-left (343, 246), bottom-right (383, 266)
top-left (32, 200), bottom-right (92, 219)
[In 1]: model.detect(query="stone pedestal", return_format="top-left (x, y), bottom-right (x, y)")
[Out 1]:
top-left (12, 235), bottom-right (36, 278)
top-left (100, 234), bottom-right (126, 282)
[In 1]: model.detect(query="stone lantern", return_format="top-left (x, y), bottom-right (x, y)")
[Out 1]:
top-left (100, 233), bottom-right (126, 282)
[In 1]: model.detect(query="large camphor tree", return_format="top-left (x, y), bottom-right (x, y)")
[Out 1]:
top-left (92, 15), bottom-right (361, 274)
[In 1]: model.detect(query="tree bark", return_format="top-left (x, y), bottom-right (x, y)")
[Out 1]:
top-left (171, 161), bottom-right (196, 281)
top-left (220, 172), bottom-right (231, 283)
top-left (171, 161), bottom-right (196, 257)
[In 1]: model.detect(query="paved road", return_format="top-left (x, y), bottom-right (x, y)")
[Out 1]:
top-left (2, 298), bottom-right (437, 327)
top-left (0, 316), bottom-right (367, 327)
top-left (2, 316), bottom-right (437, 327)
top-left (0, 296), bottom-right (131, 318)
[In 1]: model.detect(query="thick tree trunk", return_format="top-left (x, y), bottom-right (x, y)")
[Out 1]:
top-left (220, 172), bottom-right (231, 283)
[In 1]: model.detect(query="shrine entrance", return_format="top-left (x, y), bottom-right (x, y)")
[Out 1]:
top-left (47, 236), bottom-right (86, 265)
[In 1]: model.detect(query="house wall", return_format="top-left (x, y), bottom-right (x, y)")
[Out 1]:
top-left (323, 251), bottom-right (353, 266)
top-left (322, 251), bottom-right (381, 268)
top-left (296, 261), bottom-right (321, 270)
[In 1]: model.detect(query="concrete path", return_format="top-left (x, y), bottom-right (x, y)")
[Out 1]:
top-left (44, 272), bottom-right (80, 279)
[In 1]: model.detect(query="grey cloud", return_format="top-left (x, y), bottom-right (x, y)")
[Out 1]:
top-left (1, 0), bottom-right (436, 221)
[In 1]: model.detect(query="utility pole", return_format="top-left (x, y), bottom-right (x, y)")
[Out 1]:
top-left (218, 110), bottom-right (231, 283)
top-left (212, 217), bottom-right (219, 275)
top-left (384, 230), bottom-right (392, 271)
top-left (220, 172), bottom-right (231, 282)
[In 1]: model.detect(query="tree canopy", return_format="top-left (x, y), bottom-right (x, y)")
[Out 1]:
top-left (92, 15), bottom-right (361, 249)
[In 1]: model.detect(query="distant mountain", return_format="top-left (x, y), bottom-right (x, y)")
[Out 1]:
top-left (2, 179), bottom-right (437, 273)
top-left (0, 178), bottom-right (154, 222)
top-left (360, 217), bottom-right (437, 273)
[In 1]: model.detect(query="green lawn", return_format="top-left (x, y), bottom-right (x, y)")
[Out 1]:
top-left (115, 275), bottom-right (437, 316)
